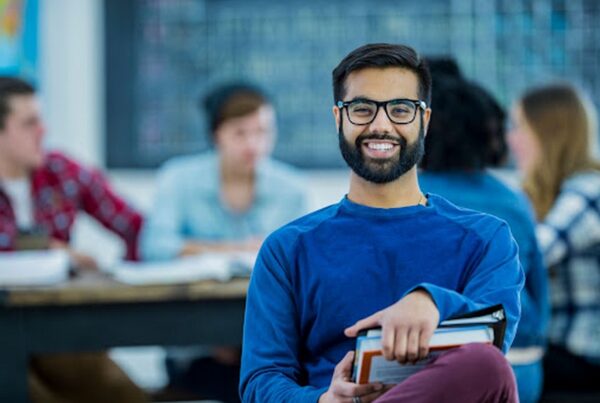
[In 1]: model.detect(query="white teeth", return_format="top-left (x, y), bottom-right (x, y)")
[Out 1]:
top-left (367, 143), bottom-right (394, 151)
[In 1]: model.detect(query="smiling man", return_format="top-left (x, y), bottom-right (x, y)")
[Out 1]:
top-left (240, 44), bottom-right (523, 403)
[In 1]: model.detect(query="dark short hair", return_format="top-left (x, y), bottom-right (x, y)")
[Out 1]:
top-left (420, 76), bottom-right (507, 171)
top-left (201, 82), bottom-right (270, 141)
top-left (332, 43), bottom-right (432, 105)
top-left (0, 76), bottom-right (35, 129)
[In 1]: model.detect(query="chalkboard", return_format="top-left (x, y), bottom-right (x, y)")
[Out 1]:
top-left (105, 0), bottom-right (600, 168)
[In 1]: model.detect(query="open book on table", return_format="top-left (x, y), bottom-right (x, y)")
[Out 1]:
top-left (352, 304), bottom-right (506, 385)
top-left (111, 251), bottom-right (257, 285)
top-left (0, 249), bottom-right (70, 287)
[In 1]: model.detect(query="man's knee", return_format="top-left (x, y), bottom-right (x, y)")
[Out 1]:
top-left (447, 343), bottom-right (517, 401)
top-left (375, 344), bottom-right (518, 403)
top-left (456, 343), bottom-right (514, 383)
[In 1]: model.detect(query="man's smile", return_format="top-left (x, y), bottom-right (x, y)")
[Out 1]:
top-left (361, 139), bottom-right (400, 159)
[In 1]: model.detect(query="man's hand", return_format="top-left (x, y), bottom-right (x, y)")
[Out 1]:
top-left (49, 239), bottom-right (99, 272)
top-left (344, 289), bottom-right (440, 363)
top-left (319, 351), bottom-right (386, 403)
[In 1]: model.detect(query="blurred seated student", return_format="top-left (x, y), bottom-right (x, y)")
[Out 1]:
top-left (508, 83), bottom-right (600, 397)
top-left (0, 76), bottom-right (146, 402)
top-left (419, 61), bottom-right (550, 403)
top-left (141, 82), bottom-right (307, 402)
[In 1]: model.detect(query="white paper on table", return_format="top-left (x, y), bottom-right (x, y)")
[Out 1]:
top-left (0, 249), bottom-right (70, 286)
top-left (112, 252), bottom-right (256, 285)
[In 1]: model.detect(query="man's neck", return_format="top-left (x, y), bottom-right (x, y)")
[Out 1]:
top-left (0, 157), bottom-right (29, 181)
top-left (347, 167), bottom-right (423, 208)
top-left (219, 157), bottom-right (255, 185)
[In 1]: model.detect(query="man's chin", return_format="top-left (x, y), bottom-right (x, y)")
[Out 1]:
top-left (353, 167), bottom-right (401, 184)
top-left (363, 158), bottom-right (398, 173)
top-left (29, 154), bottom-right (46, 169)
top-left (363, 155), bottom-right (396, 166)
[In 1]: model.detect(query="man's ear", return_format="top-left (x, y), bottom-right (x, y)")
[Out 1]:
top-left (333, 106), bottom-right (341, 132)
top-left (422, 108), bottom-right (432, 137)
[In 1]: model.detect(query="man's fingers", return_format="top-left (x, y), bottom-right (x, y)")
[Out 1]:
top-left (418, 328), bottom-right (432, 360)
top-left (393, 329), bottom-right (408, 363)
top-left (333, 381), bottom-right (383, 399)
top-left (333, 351), bottom-right (354, 380)
top-left (406, 329), bottom-right (420, 363)
top-left (357, 386), bottom-right (387, 403)
top-left (353, 382), bottom-right (384, 396)
top-left (380, 326), bottom-right (395, 361)
top-left (344, 313), bottom-right (381, 337)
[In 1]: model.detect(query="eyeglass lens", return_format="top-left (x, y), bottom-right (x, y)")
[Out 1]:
top-left (347, 100), bottom-right (417, 124)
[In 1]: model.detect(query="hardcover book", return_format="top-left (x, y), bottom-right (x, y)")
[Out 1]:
top-left (352, 305), bottom-right (506, 385)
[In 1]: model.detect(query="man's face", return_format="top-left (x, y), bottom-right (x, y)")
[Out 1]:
top-left (334, 67), bottom-right (430, 183)
top-left (0, 94), bottom-right (46, 174)
top-left (507, 103), bottom-right (541, 177)
top-left (214, 105), bottom-right (275, 174)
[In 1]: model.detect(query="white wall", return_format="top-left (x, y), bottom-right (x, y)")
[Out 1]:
top-left (40, 0), bottom-right (104, 167)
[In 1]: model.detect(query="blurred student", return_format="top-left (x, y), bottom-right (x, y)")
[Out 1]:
top-left (0, 77), bottom-right (146, 402)
top-left (419, 69), bottom-right (549, 403)
top-left (141, 82), bottom-right (307, 401)
top-left (508, 83), bottom-right (600, 395)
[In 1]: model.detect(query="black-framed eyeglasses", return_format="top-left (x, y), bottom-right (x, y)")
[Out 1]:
top-left (336, 98), bottom-right (427, 125)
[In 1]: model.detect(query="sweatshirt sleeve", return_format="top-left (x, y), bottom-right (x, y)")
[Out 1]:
top-left (408, 222), bottom-right (524, 353)
top-left (139, 165), bottom-right (186, 261)
top-left (240, 234), bottom-right (327, 403)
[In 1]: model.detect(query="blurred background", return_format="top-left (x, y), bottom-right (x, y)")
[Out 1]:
top-left (3, 0), bottom-right (600, 395)
top-left (2, 0), bottom-right (599, 263)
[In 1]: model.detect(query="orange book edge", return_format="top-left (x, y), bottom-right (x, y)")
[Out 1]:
top-left (357, 341), bottom-right (492, 384)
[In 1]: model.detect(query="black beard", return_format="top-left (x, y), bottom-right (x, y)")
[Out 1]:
top-left (338, 121), bottom-right (425, 184)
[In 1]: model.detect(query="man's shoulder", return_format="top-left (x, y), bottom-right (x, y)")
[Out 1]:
top-left (160, 152), bottom-right (215, 174)
top-left (264, 203), bottom-right (342, 246)
top-left (36, 151), bottom-right (89, 180)
top-left (43, 151), bottom-right (81, 170)
top-left (428, 193), bottom-right (507, 238)
top-left (260, 158), bottom-right (306, 188)
top-left (156, 153), bottom-right (218, 192)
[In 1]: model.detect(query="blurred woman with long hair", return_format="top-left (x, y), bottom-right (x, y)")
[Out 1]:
top-left (509, 83), bottom-right (600, 396)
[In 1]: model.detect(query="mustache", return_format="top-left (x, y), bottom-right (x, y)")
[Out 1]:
top-left (354, 133), bottom-right (407, 148)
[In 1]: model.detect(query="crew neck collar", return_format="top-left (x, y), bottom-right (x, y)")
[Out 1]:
top-left (340, 193), bottom-right (432, 218)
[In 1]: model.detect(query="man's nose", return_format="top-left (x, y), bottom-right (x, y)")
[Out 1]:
top-left (368, 106), bottom-right (394, 133)
top-left (242, 132), bottom-right (264, 151)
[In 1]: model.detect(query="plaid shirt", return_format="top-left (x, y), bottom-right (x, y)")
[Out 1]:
top-left (536, 170), bottom-right (600, 363)
top-left (0, 152), bottom-right (143, 260)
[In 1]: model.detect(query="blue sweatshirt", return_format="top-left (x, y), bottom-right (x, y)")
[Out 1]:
top-left (420, 172), bottom-right (549, 348)
top-left (240, 194), bottom-right (524, 403)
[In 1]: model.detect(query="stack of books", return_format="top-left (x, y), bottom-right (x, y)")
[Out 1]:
top-left (352, 305), bottom-right (506, 385)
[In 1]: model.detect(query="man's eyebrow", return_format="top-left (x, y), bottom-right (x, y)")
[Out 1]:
top-left (346, 97), bottom-right (414, 103)
top-left (346, 96), bottom-right (372, 102)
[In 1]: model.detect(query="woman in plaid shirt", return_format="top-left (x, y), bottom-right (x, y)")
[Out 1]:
top-left (509, 83), bottom-right (600, 396)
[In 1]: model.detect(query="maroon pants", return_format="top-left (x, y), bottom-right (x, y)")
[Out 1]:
top-left (375, 343), bottom-right (518, 403)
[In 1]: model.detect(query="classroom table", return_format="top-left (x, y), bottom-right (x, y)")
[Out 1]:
top-left (0, 273), bottom-right (248, 402)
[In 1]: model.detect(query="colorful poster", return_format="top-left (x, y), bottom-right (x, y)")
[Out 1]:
top-left (0, 0), bottom-right (37, 81)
